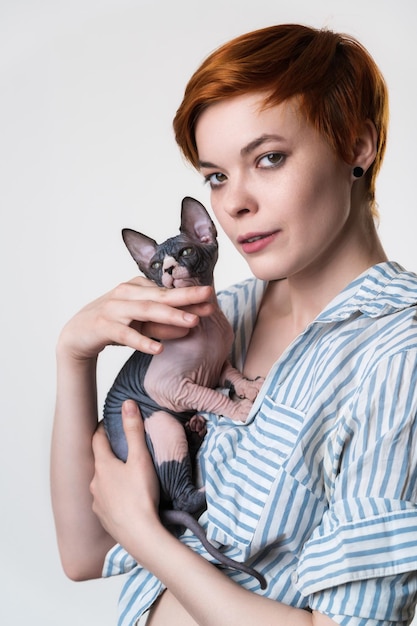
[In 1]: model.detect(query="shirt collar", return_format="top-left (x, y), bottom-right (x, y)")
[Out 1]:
top-left (316, 262), bottom-right (417, 322)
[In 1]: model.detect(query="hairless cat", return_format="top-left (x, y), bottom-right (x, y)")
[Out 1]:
top-left (103, 196), bottom-right (266, 588)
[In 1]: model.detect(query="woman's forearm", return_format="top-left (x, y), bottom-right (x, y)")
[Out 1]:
top-left (128, 522), bottom-right (331, 626)
top-left (51, 348), bottom-right (114, 580)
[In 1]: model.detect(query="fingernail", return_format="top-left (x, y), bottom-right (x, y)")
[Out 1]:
top-left (149, 341), bottom-right (163, 354)
top-left (123, 400), bottom-right (137, 415)
top-left (183, 312), bottom-right (197, 323)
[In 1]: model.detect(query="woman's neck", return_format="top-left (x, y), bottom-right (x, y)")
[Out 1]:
top-left (243, 220), bottom-right (387, 379)
top-left (269, 215), bottom-right (387, 330)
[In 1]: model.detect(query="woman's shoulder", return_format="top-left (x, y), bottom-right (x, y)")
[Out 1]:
top-left (217, 276), bottom-right (266, 305)
top-left (358, 261), bottom-right (417, 316)
top-left (216, 277), bottom-right (266, 325)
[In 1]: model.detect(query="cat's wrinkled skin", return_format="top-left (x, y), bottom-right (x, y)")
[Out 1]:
top-left (103, 197), bottom-right (266, 588)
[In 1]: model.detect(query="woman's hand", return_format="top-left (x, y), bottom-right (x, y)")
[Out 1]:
top-left (90, 400), bottom-right (161, 552)
top-left (58, 276), bottom-right (214, 361)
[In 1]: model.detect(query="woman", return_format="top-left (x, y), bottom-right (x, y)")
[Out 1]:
top-left (51, 24), bottom-right (417, 625)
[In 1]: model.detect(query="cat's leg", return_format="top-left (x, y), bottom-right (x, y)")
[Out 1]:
top-left (103, 349), bottom-right (155, 462)
top-left (172, 381), bottom-right (257, 422)
top-left (184, 413), bottom-right (207, 459)
top-left (144, 411), bottom-right (206, 514)
top-left (219, 360), bottom-right (264, 401)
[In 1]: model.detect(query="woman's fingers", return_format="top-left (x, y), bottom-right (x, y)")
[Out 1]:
top-left (120, 400), bottom-right (147, 461)
top-left (112, 278), bottom-right (212, 311)
top-left (91, 403), bottom-right (147, 463)
top-left (90, 401), bottom-right (160, 542)
top-left (60, 280), bottom-right (214, 360)
top-left (104, 283), bottom-right (213, 346)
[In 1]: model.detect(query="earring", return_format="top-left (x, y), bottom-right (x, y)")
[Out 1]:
top-left (353, 166), bottom-right (364, 178)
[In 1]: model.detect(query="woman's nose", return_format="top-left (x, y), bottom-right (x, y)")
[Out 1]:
top-left (221, 178), bottom-right (258, 218)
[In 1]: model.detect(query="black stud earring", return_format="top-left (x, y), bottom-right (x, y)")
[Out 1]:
top-left (353, 166), bottom-right (364, 178)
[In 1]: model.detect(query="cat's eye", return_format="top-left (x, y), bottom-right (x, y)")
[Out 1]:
top-left (180, 247), bottom-right (193, 257)
top-left (151, 261), bottom-right (162, 270)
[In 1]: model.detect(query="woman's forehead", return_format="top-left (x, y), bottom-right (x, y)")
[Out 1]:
top-left (195, 95), bottom-right (312, 161)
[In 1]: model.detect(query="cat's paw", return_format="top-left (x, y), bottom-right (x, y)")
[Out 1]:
top-left (233, 375), bottom-right (264, 402)
top-left (229, 397), bottom-right (255, 422)
top-left (185, 414), bottom-right (207, 439)
top-left (185, 414), bottom-right (207, 457)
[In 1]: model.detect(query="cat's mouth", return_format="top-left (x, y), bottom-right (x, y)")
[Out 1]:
top-left (162, 268), bottom-right (200, 289)
top-left (172, 277), bottom-right (202, 288)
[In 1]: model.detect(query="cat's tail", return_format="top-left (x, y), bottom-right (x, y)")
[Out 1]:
top-left (160, 509), bottom-right (267, 590)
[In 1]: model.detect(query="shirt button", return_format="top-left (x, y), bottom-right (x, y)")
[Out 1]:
top-left (291, 571), bottom-right (299, 584)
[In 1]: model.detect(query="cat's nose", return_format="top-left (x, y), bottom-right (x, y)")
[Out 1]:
top-left (162, 256), bottom-right (177, 276)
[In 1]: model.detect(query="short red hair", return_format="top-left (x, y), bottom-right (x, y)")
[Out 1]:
top-left (173, 24), bottom-right (389, 215)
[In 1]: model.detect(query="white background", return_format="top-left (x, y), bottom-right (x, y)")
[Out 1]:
top-left (1, 1), bottom-right (416, 624)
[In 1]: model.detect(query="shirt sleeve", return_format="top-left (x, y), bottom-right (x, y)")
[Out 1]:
top-left (312, 573), bottom-right (417, 626)
top-left (102, 544), bottom-right (165, 625)
top-left (295, 349), bottom-right (417, 624)
top-left (102, 543), bottom-right (137, 577)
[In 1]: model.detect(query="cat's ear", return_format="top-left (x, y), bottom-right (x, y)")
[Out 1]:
top-left (180, 197), bottom-right (217, 244)
top-left (122, 228), bottom-right (158, 271)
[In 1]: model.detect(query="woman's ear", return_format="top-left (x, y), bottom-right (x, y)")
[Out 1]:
top-left (351, 119), bottom-right (378, 174)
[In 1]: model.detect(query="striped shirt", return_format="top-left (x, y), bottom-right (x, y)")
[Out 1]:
top-left (103, 261), bottom-right (417, 625)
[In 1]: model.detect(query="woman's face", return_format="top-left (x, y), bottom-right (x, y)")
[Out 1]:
top-left (195, 93), bottom-right (355, 282)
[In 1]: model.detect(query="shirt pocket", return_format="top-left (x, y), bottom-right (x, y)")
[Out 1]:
top-left (253, 395), bottom-right (305, 459)
top-left (205, 398), bottom-right (306, 553)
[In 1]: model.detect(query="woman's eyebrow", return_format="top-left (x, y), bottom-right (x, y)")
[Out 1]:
top-left (240, 134), bottom-right (285, 156)
top-left (198, 159), bottom-right (218, 169)
top-left (198, 133), bottom-right (285, 168)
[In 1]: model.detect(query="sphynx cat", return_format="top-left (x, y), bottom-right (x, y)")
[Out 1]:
top-left (103, 196), bottom-right (266, 588)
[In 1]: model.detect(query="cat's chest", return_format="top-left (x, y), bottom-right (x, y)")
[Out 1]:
top-left (144, 309), bottom-right (233, 385)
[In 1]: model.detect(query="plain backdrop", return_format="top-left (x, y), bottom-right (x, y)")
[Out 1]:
top-left (1, 1), bottom-right (416, 624)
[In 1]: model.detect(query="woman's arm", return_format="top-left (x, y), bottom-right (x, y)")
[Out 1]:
top-left (51, 350), bottom-right (112, 580)
top-left (90, 401), bottom-right (337, 626)
top-left (51, 277), bottom-right (213, 580)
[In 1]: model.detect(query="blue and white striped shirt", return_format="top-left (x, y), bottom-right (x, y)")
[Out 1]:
top-left (103, 262), bottom-right (417, 625)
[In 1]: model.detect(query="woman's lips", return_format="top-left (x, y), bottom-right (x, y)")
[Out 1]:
top-left (238, 231), bottom-right (280, 254)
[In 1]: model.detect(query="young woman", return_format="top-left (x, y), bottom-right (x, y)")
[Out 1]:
top-left (51, 24), bottom-right (417, 625)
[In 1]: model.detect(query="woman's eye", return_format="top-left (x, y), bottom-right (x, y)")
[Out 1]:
top-left (180, 247), bottom-right (193, 257)
top-left (257, 152), bottom-right (285, 168)
top-left (205, 172), bottom-right (227, 188)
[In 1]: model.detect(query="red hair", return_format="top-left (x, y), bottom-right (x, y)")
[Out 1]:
top-left (173, 24), bottom-right (389, 215)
